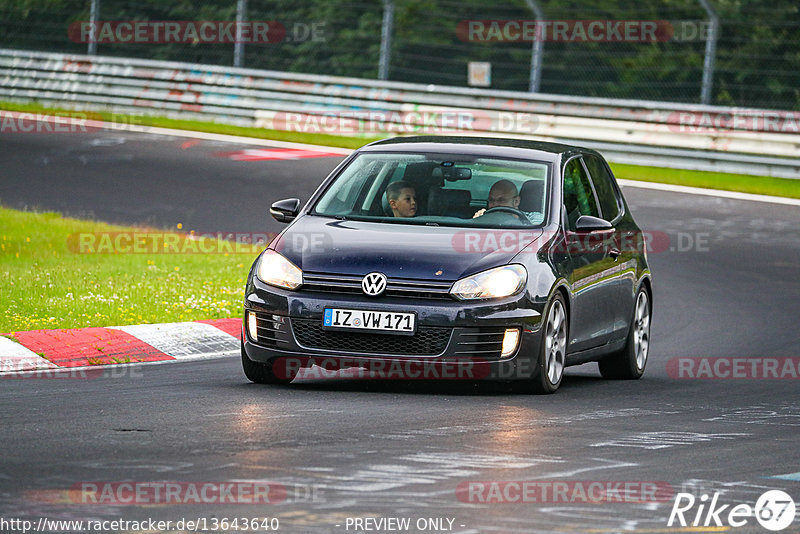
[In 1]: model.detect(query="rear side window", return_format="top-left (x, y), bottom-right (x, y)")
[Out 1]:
top-left (562, 158), bottom-right (598, 230)
top-left (584, 154), bottom-right (621, 222)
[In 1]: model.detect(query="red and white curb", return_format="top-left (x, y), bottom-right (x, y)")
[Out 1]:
top-left (0, 336), bottom-right (59, 371)
top-left (1, 318), bottom-right (241, 375)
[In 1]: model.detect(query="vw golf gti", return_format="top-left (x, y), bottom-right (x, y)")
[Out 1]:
top-left (241, 136), bottom-right (652, 393)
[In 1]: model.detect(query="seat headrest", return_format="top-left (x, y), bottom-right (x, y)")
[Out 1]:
top-left (519, 180), bottom-right (545, 212)
top-left (382, 191), bottom-right (393, 215)
top-left (429, 188), bottom-right (472, 217)
top-left (403, 162), bottom-right (440, 185)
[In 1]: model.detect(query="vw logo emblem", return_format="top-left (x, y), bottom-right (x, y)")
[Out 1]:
top-left (362, 272), bottom-right (387, 296)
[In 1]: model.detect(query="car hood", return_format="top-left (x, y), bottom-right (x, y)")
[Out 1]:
top-left (272, 215), bottom-right (543, 281)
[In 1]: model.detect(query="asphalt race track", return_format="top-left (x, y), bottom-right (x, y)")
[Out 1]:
top-left (1, 128), bottom-right (800, 534)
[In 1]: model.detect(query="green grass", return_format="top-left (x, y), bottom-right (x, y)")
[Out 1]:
top-left (610, 163), bottom-right (800, 199)
top-left (2, 100), bottom-right (798, 198)
top-left (0, 206), bottom-right (255, 333)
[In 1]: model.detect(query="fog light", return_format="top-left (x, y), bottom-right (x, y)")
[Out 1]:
top-left (247, 310), bottom-right (258, 341)
top-left (501, 328), bottom-right (521, 357)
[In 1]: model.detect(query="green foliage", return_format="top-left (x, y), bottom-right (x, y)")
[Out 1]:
top-left (0, 0), bottom-right (797, 108)
top-left (610, 163), bottom-right (800, 199)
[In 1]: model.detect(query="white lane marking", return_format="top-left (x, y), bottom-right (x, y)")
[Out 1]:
top-left (222, 148), bottom-right (343, 161)
top-left (0, 336), bottom-right (57, 372)
top-left (83, 119), bottom-right (353, 154)
top-left (618, 179), bottom-right (800, 206)
top-left (591, 431), bottom-right (750, 449)
top-left (702, 406), bottom-right (800, 426)
top-left (109, 322), bottom-right (238, 359)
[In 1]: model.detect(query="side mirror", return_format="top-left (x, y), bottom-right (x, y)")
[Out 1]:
top-left (574, 215), bottom-right (612, 232)
top-left (270, 198), bottom-right (301, 223)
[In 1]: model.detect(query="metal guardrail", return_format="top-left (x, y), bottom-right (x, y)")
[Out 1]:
top-left (1, 48), bottom-right (799, 179)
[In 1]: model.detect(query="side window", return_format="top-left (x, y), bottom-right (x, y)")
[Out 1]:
top-left (562, 158), bottom-right (599, 230)
top-left (584, 154), bottom-right (621, 222)
top-left (316, 159), bottom-right (379, 215)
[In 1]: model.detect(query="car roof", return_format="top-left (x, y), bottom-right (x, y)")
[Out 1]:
top-left (361, 136), bottom-right (593, 163)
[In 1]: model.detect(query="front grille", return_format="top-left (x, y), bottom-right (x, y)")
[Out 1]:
top-left (302, 272), bottom-right (453, 300)
top-left (452, 327), bottom-right (507, 358)
top-left (291, 318), bottom-right (451, 355)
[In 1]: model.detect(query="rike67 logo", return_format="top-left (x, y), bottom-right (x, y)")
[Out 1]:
top-left (668, 490), bottom-right (796, 531)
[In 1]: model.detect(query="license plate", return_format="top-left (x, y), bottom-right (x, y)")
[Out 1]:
top-left (323, 308), bottom-right (415, 334)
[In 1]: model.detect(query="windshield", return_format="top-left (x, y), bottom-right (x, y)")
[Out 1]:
top-left (313, 152), bottom-right (550, 228)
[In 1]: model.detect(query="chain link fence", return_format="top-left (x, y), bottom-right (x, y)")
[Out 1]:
top-left (1, 0), bottom-right (798, 110)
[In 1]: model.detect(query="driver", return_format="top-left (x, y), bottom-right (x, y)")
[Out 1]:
top-left (473, 179), bottom-right (520, 218)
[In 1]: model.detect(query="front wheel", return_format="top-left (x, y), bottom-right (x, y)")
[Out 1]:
top-left (599, 286), bottom-right (651, 379)
top-left (523, 293), bottom-right (568, 394)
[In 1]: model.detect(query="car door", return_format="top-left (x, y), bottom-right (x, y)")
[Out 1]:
top-left (562, 156), bottom-right (621, 352)
top-left (582, 153), bottom-right (632, 341)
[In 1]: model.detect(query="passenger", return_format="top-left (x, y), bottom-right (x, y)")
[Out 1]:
top-left (386, 181), bottom-right (417, 217)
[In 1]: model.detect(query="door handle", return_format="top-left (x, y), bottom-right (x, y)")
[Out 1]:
top-left (608, 248), bottom-right (621, 260)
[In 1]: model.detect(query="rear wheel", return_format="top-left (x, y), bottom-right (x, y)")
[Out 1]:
top-left (524, 293), bottom-right (568, 394)
top-left (599, 287), bottom-right (650, 379)
top-left (241, 341), bottom-right (295, 384)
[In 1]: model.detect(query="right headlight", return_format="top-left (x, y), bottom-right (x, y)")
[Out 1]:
top-left (256, 249), bottom-right (303, 290)
top-left (450, 264), bottom-right (527, 300)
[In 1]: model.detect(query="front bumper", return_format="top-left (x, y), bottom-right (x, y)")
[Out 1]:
top-left (242, 278), bottom-right (546, 381)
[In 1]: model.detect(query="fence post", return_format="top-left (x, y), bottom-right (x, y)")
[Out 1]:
top-left (378, 0), bottom-right (394, 80)
top-left (697, 0), bottom-right (719, 104)
top-left (87, 0), bottom-right (99, 55)
top-left (234, 0), bottom-right (247, 68)
top-left (524, 0), bottom-right (545, 93)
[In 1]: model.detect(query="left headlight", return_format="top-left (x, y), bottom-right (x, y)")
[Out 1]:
top-left (450, 264), bottom-right (527, 300)
top-left (256, 249), bottom-right (303, 290)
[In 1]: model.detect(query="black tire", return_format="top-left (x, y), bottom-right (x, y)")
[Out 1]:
top-left (599, 286), bottom-right (651, 380)
top-left (241, 341), bottom-right (294, 384)
top-left (523, 293), bottom-right (568, 394)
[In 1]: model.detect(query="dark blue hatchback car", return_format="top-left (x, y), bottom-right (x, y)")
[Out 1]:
top-left (241, 136), bottom-right (652, 393)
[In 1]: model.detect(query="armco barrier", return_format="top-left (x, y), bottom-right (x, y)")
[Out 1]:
top-left (1, 48), bottom-right (799, 178)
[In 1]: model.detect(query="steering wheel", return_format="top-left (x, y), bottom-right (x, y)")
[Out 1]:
top-left (484, 206), bottom-right (529, 221)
